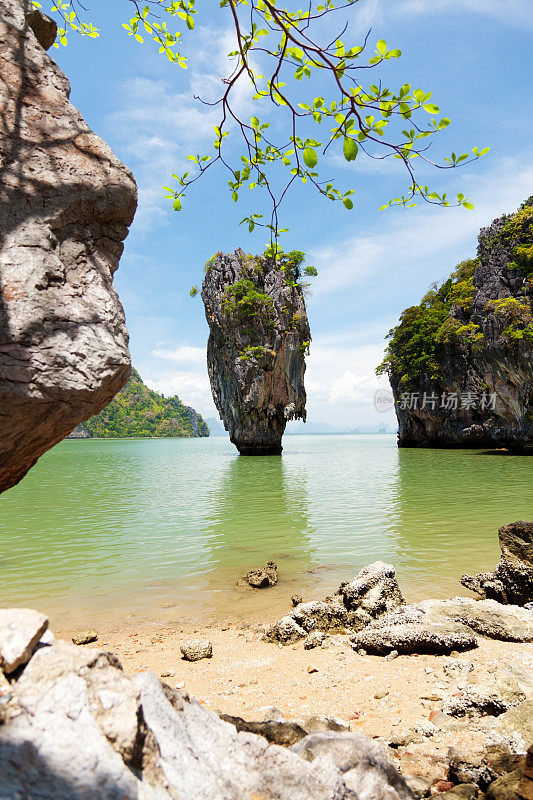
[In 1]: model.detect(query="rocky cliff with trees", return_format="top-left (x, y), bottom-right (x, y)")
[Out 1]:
top-left (201, 249), bottom-right (312, 455)
top-left (378, 199), bottom-right (533, 450)
top-left (69, 368), bottom-right (209, 439)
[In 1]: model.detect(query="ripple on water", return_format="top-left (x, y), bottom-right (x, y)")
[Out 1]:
top-left (0, 435), bottom-right (531, 625)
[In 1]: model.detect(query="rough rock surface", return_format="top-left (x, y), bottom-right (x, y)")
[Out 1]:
top-left (351, 621), bottom-right (478, 656)
top-left (338, 561), bottom-right (406, 618)
top-left (219, 714), bottom-right (308, 746)
top-left (0, 0), bottom-right (137, 493)
top-left (0, 608), bottom-right (48, 673)
top-left (462, 521), bottom-right (533, 606)
top-left (264, 564), bottom-right (405, 645)
top-left (263, 614), bottom-right (308, 644)
top-left (490, 700), bottom-right (533, 754)
top-left (0, 634), bottom-right (418, 800)
top-left (180, 640), bottom-right (213, 661)
top-left (201, 249), bottom-right (310, 455)
top-left (292, 731), bottom-right (413, 800)
top-left (304, 630), bottom-right (326, 649)
top-left (442, 666), bottom-right (529, 717)
top-left (350, 597), bottom-right (533, 655)
top-left (243, 560), bottom-right (278, 588)
top-left (384, 200), bottom-right (533, 449)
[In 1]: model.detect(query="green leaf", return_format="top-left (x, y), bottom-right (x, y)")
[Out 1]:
top-left (343, 198), bottom-right (354, 210)
top-left (303, 147), bottom-right (317, 168)
top-left (173, 198), bottom-right (181, 211)
top-left (343, 137), bottom-right (358, 162)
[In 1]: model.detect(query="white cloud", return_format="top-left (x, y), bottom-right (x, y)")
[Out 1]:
top-left (310, 154), bottom-right (533, 297)
top-left (105, 25), bottom-right (257, 231)
top-left (151, 345), bottom-right (206, 364)
top-left (145, 372), bottom-right (215, 415)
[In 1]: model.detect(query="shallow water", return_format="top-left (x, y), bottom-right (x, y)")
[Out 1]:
top-left (0, 435), bottom-right (531, 627)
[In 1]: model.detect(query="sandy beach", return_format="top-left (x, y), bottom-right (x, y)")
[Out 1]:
top-left (59, 612), bottom-right (533, 741)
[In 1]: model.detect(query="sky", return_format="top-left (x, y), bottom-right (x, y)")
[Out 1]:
top-left (53, 0), bottom-right (533, 428)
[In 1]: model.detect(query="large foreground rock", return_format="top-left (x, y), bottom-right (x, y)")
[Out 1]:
top-left (462, 521), bottom-right (533, 606)
top-left (201, 250), bottom-right (310, 455)
top-left (0, 608), bottom-right (48, 674)
top-left (0, 637), bottom-right (415, 799)
top-left (0, 0), bottom-right (137, 493)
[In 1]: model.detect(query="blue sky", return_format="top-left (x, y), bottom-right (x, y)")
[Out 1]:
top-left (54, 0), bottom-right (533, 427)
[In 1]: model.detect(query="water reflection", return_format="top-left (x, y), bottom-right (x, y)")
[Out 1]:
top-left (202, 454), bottom-right (315, 592)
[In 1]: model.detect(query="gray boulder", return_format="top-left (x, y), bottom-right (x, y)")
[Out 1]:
top-left (351, 621), bottom-right (477, 656)
top-left (0, 0), bottom-right (136, 493)
top-left (292, 731), bottom-right (413, 800)
top-left (350, 597), bottom-right (532, 655)
top-left (291, 600), bottom-right (351, 633)
top-left (338, 561), bottom-right (405, 618)
top-left (462, 521), bottom-right (533, 607)
top-left (0, 635), bottom-right (418, 799)
top-left (488, 699), bottom-right (533, 755)
top-left (304, 630), bottom-right (326, 649)
top-left (442, 663), bottom-right (532, 719)
top-left (263, 615), bottom-right (307, 644)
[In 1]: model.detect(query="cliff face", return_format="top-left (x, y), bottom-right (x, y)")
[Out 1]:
top-left (380, 199), bottom-right (533, 450)
top-left (201, 249), bottom-right (310, 455)
top-left (0, 0), bottom-right (137, 491)
top-left (69, 368), bottom-right (209, 438)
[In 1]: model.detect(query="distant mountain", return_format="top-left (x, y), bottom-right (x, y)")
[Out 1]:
top-left (285, 420), bottom-right (344, 434)
top-left (68, 369), bottom-right (209, 439)
top-left (205, 417), bottom-right (226, 436)
top-left (285, 420), bottom-right (397, 435)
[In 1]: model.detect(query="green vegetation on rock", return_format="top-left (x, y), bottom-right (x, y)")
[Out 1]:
top-left (378, 198), bottom-right (533, 388)
top-left (377, 258), bottom-right (479, 386)
top-left (83, 369), bottom-right (209, 438)
top-left (498, 196), bottom-right (533, 277)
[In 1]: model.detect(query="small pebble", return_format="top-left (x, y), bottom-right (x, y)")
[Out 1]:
top-left (72, 630), bottom-right (98, 646)
top-left (307, 665), bottom-right (319, 674)
top-left (385, 650), bottom-right (399, 661)
top-left (374, 689), bottom-right (389, 699)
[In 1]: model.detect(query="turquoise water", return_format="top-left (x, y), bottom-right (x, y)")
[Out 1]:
top-left (0, 435), bottom-right (531, 626)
